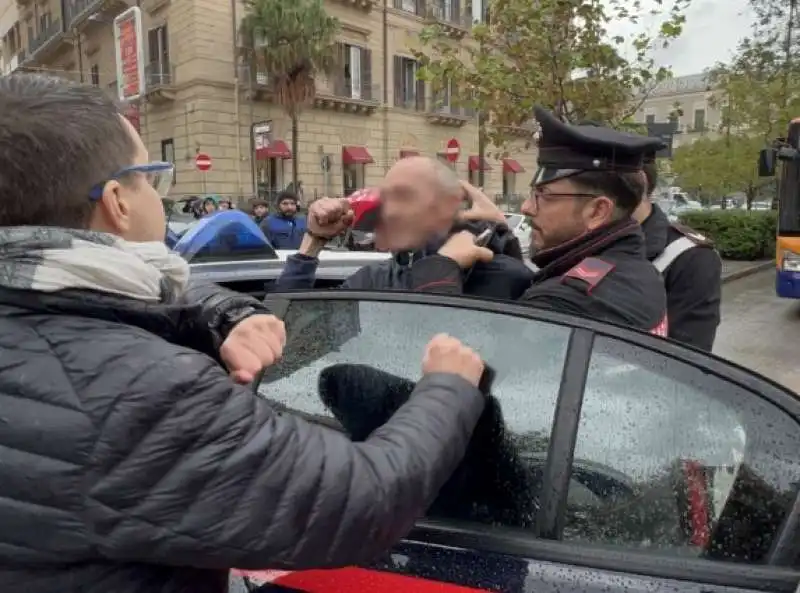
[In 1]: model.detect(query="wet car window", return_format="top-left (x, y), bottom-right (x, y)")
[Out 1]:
top-left (566, 336), bottom-right (800, 563)
top-left (258, 298), bottom-right (569, 529)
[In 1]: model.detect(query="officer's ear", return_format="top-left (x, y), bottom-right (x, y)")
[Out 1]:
top-left (582, 195), bottom-right (616, 228)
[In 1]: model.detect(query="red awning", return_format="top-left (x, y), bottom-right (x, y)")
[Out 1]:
top-left (399, 149), bottom-right (420, 158)
top-left (342, 146), bottom-right (375, 165)
top-left (502, 158), bottom-right (524, 173)
top-left (256, 140), bottom-right (292, 160)
top-left (468, 156), bottom-right (492, 171)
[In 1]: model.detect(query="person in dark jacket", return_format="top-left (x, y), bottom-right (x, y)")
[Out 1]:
top-left (0, 74), bottom-right (489, 593)
top-left (635, 158), bottom-right (722, 351)
top-left (274, 156), bottom-right (534, 300)
top-left (261, 190), bottom-right (307, 249)
top-left (251, 198), bottom-right (269, 224)
top-left (408, 106), bottom-right (668, 333)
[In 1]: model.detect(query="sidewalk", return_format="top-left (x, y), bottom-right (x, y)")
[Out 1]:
top-left (721, 260), bottom-right (773, 284)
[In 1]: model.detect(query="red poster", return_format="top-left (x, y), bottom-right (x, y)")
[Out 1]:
top-left (117, 14), bottom-right (140, 100)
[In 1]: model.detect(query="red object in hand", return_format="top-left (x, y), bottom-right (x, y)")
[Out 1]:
top-left (347, 188), bottom-right (381, 231)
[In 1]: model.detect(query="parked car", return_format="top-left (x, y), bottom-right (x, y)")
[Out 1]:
top-left (227, 291), bottom-right (800, 593)
top-left (180, 210), bottom-right (800, 593)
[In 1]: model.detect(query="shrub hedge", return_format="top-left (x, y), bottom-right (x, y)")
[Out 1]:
top-left (677, 210), bottom-right (776, 261)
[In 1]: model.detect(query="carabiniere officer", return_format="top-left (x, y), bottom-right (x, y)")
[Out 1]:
top-left (409, 106), bottom-right (669, 333)
top-left (634, 156), bottom-right (722, 351)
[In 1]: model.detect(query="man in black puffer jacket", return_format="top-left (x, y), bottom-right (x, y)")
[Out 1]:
top-left (0, 74), bottom-right (488, 593)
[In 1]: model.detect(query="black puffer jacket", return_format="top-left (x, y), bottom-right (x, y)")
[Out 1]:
top-left (0, 283), bottom-right (484, 593)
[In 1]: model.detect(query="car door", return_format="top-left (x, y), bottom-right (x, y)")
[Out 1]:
top-left (240, 291), bottom-right (800, 593)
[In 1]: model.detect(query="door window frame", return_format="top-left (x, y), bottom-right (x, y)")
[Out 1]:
top-left (261, 290), bottom-right (800, 590)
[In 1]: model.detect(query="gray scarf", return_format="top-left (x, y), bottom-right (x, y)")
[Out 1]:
top-left (0, 226), bottom-right (190, 303)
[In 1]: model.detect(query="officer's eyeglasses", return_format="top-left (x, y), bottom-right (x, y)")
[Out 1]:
top-left (88, 161), bottom-right (175, 201)
top-left (525, 188), bottom-right (599, 214)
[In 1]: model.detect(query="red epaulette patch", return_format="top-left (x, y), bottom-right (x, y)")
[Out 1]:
top-left (650, 313), bottom-right (669, 337)
top-left (563, 257), bottom-right (615, 292)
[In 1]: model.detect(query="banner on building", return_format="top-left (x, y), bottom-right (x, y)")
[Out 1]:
top-left (114, 7), bottom-right (145, 102)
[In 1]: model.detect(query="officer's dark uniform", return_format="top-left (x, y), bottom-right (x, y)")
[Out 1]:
top-left (640, 190), bottom-right (722, 351)
top-left (410, 106), bottom-right (668, 333)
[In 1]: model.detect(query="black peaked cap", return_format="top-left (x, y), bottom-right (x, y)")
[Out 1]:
top-left (533, 106), bottom-right (666, 186)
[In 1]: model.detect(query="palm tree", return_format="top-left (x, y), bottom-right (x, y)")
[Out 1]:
top-left (240, 0), bottom-right (340, 189)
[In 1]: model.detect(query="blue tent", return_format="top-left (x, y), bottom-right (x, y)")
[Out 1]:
top-left (173, 210), bottom-right (277, 262)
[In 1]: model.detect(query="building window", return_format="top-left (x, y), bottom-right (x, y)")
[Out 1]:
top-left (147, 24), bottom-right (171, 85)
top-left (645, 113), bottom-right (655, 125)
top-left (335, 43), bottom-right (372, 101)
top-left (5, 23), bottom-right (20, 53)
top-left (38, 11), bottom-right (51, 33)
top-left (693, 108), bottom-right (706, 131)
top-left (161, 139), bottom-right (176, 185)
top-left (466, 0), bottom-right (489, 23)
top-left (90, 64), bottom-right (99, 86)
top-left (393, 56), bottom-right (425, 111)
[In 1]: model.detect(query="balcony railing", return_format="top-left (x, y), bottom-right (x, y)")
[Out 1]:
top-left (426, 1), bottom-right (469, 26)
top-left (145, 61), bottom-right (174, 88)
top-left (326, 76), bottom-right (379, 102)
top-left (64, 0), bottom-right (103, 29)
top-left (428, 99), bottom-right (463, 115)
top-left (392, 0), bottom-right (422, 14)
top-left (28, 18), bottom-right (65, 57)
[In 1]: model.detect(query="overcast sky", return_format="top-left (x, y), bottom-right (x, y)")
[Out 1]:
top-left (605, 0), bottom-right (755, 76)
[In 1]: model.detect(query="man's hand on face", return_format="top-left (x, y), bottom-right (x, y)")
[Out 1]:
top-left (437, 230), bottom-right (494, 269)
top-left (220, 314), bottom-right (287, 384)
top-left (307, 197), bottom-right (354, 238)
top-left (457, 181), bottom-right (507, 224)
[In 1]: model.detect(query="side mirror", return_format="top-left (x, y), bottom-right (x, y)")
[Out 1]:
top-left (759, 148), bottom-right (777, 177)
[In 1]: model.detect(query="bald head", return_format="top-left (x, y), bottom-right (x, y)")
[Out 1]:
top-left (390, 156), bottom-right (462, 198)
top-left (379, 155), bottom-right (464, 251)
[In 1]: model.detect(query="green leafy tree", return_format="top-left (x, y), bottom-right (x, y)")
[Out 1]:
top-left (239, 0), bottom-right (340, 187)
top-left (412, 0), bottom-right (689, 153)
top-left (671, 135), bottom-right (769, 206)
top-left (709, 0), bottom-right (800, 140)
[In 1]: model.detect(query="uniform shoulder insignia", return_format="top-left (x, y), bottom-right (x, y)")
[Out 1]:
top-left (670, 222), bottom-right (714, 247)
top-left (562, 257), bottom-right (616, 293)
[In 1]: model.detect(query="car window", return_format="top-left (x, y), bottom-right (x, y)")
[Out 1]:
top-left (565, 336), bottom-right (800, 563)
top-left (257, 297), bottom-right (570, 529)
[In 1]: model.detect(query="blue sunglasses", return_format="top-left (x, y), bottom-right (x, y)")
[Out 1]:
top-left (88, 161), bottom-right (175, 201)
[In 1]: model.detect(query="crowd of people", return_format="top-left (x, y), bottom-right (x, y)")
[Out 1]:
top-left (0, 73), bottom-right (723, 593)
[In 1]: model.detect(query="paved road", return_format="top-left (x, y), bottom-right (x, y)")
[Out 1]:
top-left (715, 269), bottom-right (800, 391)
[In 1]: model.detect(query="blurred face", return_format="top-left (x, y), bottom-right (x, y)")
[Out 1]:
top-left (378, 158), bottom-right (460, 252)
top-left (521, 177), bottom-right (615, 251)
top-left (254, 204), bottom-right (267, 217)
top-left (279, 198), bottom-right (297, 216)
top-left (203, 200), bottom-right (216, 214)
top-left (219, 201), bottom-right (231, 210)
top-left (89, 116), bottom-right (167, 242)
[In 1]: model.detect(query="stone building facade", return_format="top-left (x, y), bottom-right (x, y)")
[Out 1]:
top-left (0, 0), bottom-right (537, 206)
top-left (633, 73), bottom-right (724, 149)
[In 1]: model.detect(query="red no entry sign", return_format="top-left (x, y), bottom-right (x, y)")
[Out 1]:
top-left (444, 138), bottom-right (460, 163)
top-left (195, 153), bottom-right (212, 171)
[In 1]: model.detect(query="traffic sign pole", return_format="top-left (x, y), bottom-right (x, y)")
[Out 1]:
top-left (195, 153), bottom-right (212, 195)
